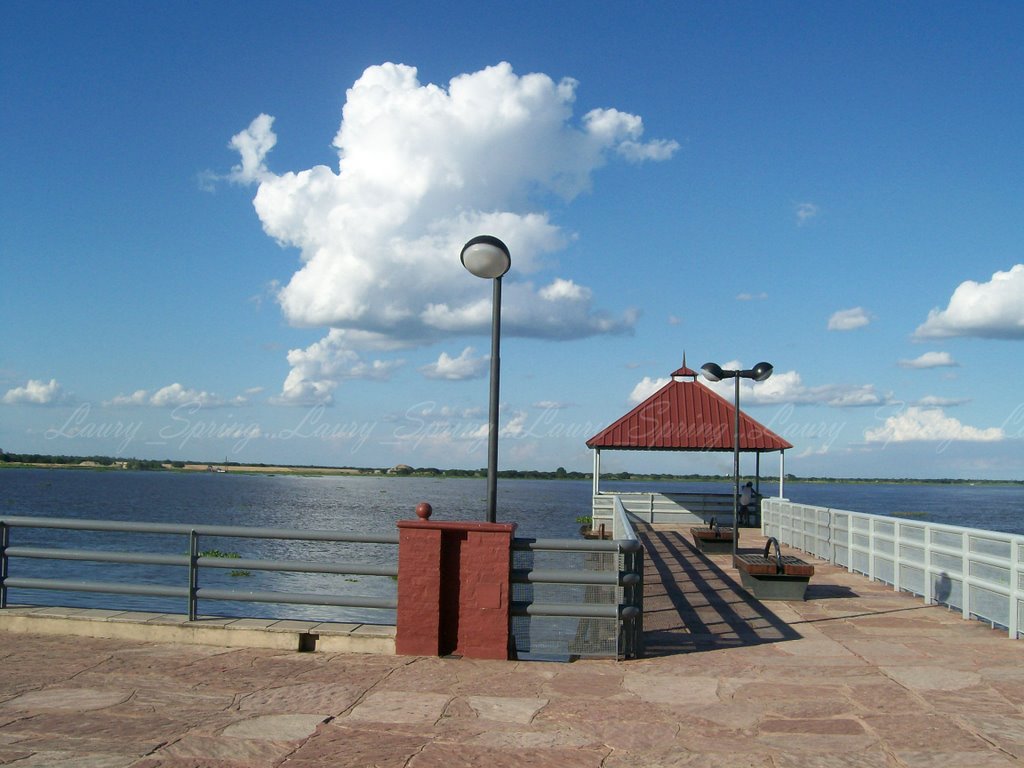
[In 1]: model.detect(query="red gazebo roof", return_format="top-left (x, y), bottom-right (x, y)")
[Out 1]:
top-left (586, 363), bottom-right (792, 453)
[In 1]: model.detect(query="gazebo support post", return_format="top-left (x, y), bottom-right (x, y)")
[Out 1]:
top-left (779, 451), bottom-right (785, 498)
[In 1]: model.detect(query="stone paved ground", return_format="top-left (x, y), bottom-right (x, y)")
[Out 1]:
top-left (1, 527), bottom-right (1021, 767)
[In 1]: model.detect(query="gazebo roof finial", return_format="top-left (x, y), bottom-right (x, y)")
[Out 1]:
top-left (672, 351), bottom-right (698, 380)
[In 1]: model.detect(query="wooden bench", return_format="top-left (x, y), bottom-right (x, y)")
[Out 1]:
top-left (690, 519), bottom-right (734, 554)
top-left (733, 537), bottom-right (814, 600)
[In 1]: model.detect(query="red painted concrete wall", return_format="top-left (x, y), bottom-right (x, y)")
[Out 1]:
top-left (396, 517), bottom-right (516, 660)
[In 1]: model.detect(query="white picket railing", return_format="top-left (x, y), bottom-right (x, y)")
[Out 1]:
top-left (762, 498), bottom-right (1022, 639)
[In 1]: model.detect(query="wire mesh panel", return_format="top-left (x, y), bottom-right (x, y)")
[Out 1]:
top-left (510, 546), bottom-right (620, 659)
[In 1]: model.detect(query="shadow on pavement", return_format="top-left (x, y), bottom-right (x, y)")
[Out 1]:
top-left (636, 523), bottom-right (803, 657)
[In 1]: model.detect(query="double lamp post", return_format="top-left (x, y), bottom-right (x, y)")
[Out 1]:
top-left (700, 360), bottom-right (774, 555)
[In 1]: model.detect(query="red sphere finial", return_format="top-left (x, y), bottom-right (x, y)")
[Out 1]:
top-left (415, 501), bottom-right (433, 520)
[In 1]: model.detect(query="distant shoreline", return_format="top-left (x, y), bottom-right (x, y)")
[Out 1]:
top-left (0, 458), bottom-right (1020, 486)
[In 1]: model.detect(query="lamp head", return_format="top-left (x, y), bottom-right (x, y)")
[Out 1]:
top-left (750, 361), bottom-right (773, 382)
top-left (460, 235), bottom-right (511, 279)
top-left (700, 362), bottom-right (725, 382)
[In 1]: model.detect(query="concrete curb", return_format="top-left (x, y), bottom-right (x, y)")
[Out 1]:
top-left (0, 605), bottom-right (396, 654)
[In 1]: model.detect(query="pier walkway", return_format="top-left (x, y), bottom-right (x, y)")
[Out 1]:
top-left (2, 526), bottom-right (1022, 767)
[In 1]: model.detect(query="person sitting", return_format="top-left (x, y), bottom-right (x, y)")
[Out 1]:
top-left (739, 481), bottom-right (757, 525)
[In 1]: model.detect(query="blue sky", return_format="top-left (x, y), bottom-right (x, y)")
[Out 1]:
top-left (2, 2), bottom-right (1023, 480)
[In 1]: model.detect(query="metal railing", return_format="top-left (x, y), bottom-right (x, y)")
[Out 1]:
top-left (0, 516), bottom-right (398, 620)
top-left (593, 491), bottom-right (729, 526)
top-left (763, 498), bottom-right (1023, 639)
top-left (1, 512), bottom-right (644, 659)
top-left (509, 495), bottom-right (642, 659)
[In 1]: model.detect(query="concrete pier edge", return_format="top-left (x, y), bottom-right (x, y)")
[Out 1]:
top-left (0, 604), bottom-right (396, 654)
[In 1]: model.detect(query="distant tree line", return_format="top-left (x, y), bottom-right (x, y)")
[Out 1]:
top-left (1, 451), bottom-right (1018, 485)
top-left (0, 451), bottom-right (165, 470)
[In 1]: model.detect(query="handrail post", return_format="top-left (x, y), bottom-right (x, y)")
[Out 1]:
top-left (1, 522), bottom-right (8, 609)
top-left (616, 537), bottom-right (644, 659)
top-left (188, 530), bottom-right (198, 621)
top-left (625, 542), bottom-right (644, 658)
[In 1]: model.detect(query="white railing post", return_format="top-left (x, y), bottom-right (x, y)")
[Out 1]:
top-left (1010, 543), bottom-right (1020, 639)
top-left (768, 502), bottom-right (1021, 640)
top-left (962, 541), bottom-right (972, 622)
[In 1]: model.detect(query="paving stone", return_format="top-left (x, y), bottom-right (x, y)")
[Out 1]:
top-left (610, 752), bottom-right (772, 768)
top-left (845, 681), bottom-right (921, 714)
top-left (759, 718), bottom-right (866, 735)
top-left (880, 663), bottom-right (982, 691)
top-left (861, 713), bottom-right (992, 752)
top-left (463, 695), bottom-right (547, 723)
top-left (730, 681), bottom-right (854, 718)
top-left (280, 722), bottom-right (429, 767)
top-left (237, 681), bottom-right (367, 716)
top-left (9, 709), bottom-right (184, 747)
top-left (344, 690), bottom-right (451, 724)
top-left (622, 673), bottom-right (720, 706)
top-left (0, 751), bottom-right (137, 767)
top-left (892, 750), bottom-right (1020, 767)
top-left (141, 735), bottom-right (298, 767)
top-left (466, 727), bottom-right (597, 749)
top-left (219, 713), bottom-right (329, 740)
top-left (771, 750), bottom-right (892, 767)
top-left (131, 758), bottom-right (263, 767)
top-left (951, 713), bottom-right (1024, 758)
top-left (0, 687), bottom-right (132, 712)
top-left (403, 743), bottom-right (610, 768)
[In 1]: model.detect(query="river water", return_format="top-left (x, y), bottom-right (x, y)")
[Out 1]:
top-left (1, 469), bottom-right (1021, 623)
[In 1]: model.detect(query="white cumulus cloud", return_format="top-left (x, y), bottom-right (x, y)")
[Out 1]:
top-left (914, 264), bottom-right (1024, 339)
top-left (150, 383), bottom-right (223, 408)
top-left (699, 365), bottom-right (890, 408)
top-left (106, 389), bottom-right (151, 406)
top-left (420, 347), bottom-right (487, 380)
top-left (107, 386), bottom-right (253, 407)
top-left (864, 407), bottom-right (1003, 443)
top-left (898, 351), bottom-right (958, 369)
top-left (629, 376), bottom-right (670, 404)
top-left (228, 113), bottom-right (276, 184)
top-left (828, 307), bottom-right (872, 331)
top-left (277, 329), bottom-right (406, 405)
top-left (230, 62), bottom-right (676, 402)
top-left (2, 378), bottom-right (68, 405)
top-left (539, 278), bottom-right (591, 302)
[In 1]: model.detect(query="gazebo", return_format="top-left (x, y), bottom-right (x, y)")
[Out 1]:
top-left (585, 360), bottom-right (792, 525)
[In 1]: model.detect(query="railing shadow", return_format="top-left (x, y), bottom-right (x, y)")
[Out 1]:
top-left (636, 523), bottom-right (803, 657)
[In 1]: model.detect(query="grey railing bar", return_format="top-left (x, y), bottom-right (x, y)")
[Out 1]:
top-left (0, 516), bottom-right (399, 544)
top-left (511, 601), bottom-right (620, 618)
top-left (5, 577), bottom-right (187, 599)
top-left (512, 537), bottom-right (621, 552)
top-left (510, 568), bottom-right (620, 586)
top-left (3, 548), bottom-right (399, 578)
top-left (197, 557), bottom-right (398, 577)
top-left (195, 588), bottom-right (397, 610)
top-left (6, 547), bottom-right (188, 567)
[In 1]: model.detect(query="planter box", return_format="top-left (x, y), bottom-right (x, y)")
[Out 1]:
top-left (734, 551), bottom-right (814, 601)
top-left (690, 527), bottom-right (734, 554)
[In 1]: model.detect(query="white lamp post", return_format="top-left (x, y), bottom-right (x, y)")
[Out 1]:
top-left (700, 361), bottom-right (773, 556)
top-left (460, 235), bottom-right (511, 523)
